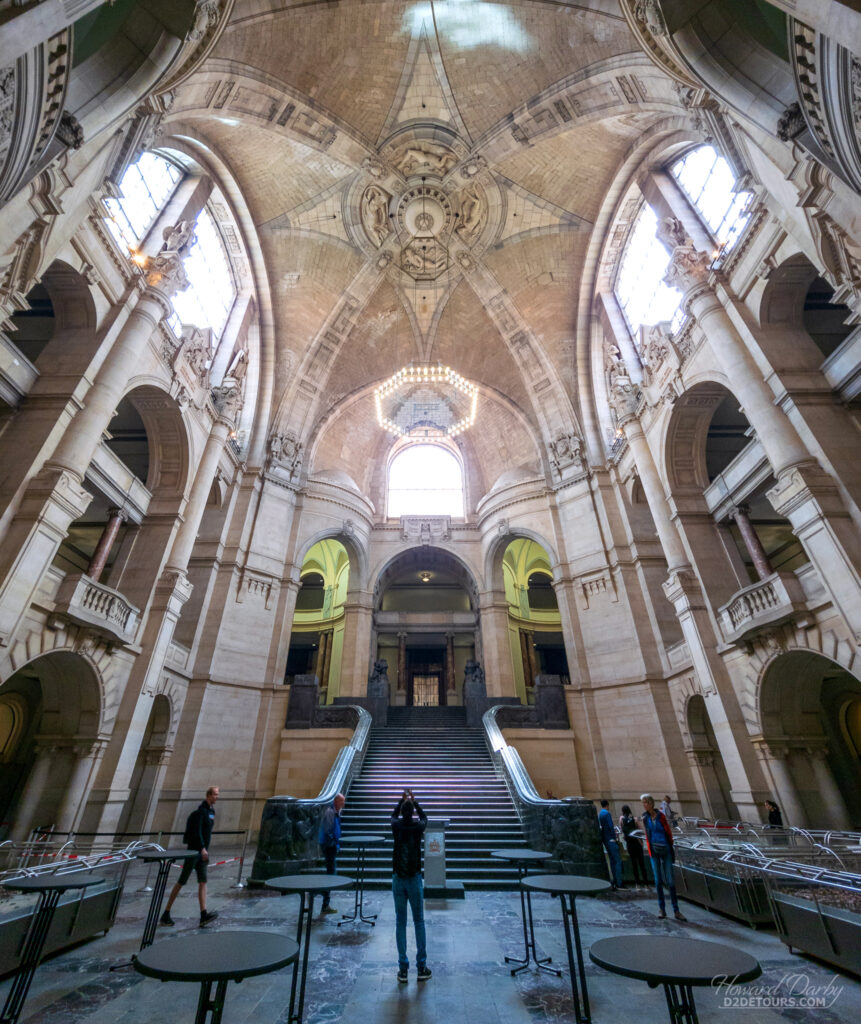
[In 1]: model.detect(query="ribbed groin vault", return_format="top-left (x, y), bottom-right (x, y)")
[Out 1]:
top-left (1, 0), bottom-right (860, 843)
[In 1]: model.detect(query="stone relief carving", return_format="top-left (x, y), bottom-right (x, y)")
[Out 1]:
top-left (392, 140), bottom-right (457, 177)
top-left (777, 101), bottom-right (806, 142)
top-left (56, 111), bottom-right (84, 150)
top-left (360, 184), bottom-right (391, 247)
top-left (267, 430), bottom-right (304, 478)
top-left (633, 0), bottom-right (667, 36)
top-left (456, 182), bottom-right (486, 241)
top-left (400, 237), bottom-right (448, 278)
top-left (463, 660), bottom-right (486, 698)
top-left (547, 432), bottom-right (584, 478)
top-left (400, 516), bottom-right (451, 544)
top-left (362, 155), bottom-right (387, 179)
top-left (178, 325), bottom-right (211, 381)
top-left (663, 242), bottom-right (712, 294)
top-left (459, 156), bottom-right (486, 179)
top-left (367, 659), bottom-right (390, 698)
top-left (0, 66), bottom-right (14, 169)
top-left (143, 219), bottom-right (196, 296)
top-left (211, 382), bottom-right (244, 422)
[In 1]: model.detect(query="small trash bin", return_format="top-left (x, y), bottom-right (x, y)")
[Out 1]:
top-left (423, 818), bottom-right (464, 899)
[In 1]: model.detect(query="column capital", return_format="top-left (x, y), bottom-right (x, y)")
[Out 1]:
top-left (106, 507), bottom-right (129, 522)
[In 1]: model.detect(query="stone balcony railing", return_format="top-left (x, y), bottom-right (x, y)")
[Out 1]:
top-left (718, 571), bottom-right (809, 644)
top-left (52, 574), bottom-right (140, 646)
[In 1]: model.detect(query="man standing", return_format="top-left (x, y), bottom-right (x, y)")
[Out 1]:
top-left (391, 790), bottom-right (431, 983)
top-left (598, 799), bottom-right (623, 889)
top-left (160, 785), bottom-right (219, 927)
top-left (641, 793), bottom-right (686, 921)
top-left (319, 792), bottom-right (345, 915)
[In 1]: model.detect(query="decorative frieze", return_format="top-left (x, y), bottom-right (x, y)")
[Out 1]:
top-left (400, 516), bottom-right (451, 544)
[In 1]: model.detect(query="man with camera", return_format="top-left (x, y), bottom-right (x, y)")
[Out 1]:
top-left (390, 788), bottom-right (431, 983)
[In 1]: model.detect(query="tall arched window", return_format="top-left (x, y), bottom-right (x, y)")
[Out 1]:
top-left (170, 207), bottom-right (236, 338)
top-left (388, 443), bottom-right (464, 517)
top-left (671, 144), bottom-right (752, 250)
top-left (105, 152), bottom-right (182, 250)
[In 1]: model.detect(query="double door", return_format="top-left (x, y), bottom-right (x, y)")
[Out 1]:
top-left (408, 648), bottom-right (445, 706)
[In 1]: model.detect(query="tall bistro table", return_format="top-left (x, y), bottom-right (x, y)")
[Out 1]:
top-left (134, 930), bottom-right (298, 1024)
top-left (489, 849), bottom-right (559, 975)
top-left (589, 935), bottom-right (761, 1024)
top-left (112, 847), bottom-right (200, 970)
top-left (265, 873), bottom-right (353, 1024)
top-left (337, 835), bottom-right (385, 927)
top-left (522, 874), bottom-right (611, 1024)
top-left (1, 874), bottom-right (105, 1024)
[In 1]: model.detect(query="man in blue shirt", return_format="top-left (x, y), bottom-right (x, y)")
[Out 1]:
top-left (598, 799), bottom-right (623, 889)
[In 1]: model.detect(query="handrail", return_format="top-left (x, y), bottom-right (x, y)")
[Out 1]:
top-left (250, 705), bottom-right (372, 882)
top-left (482, 705), bottom-right (607, 879)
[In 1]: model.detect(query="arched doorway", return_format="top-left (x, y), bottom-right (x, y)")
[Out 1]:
top-left (0, 652), bottom-right (102, 839)
top-left (758, 651), bottom-right (861, 828)
top-left (373, 548), bottom-right (478, 706)
top-left (284, 539), bottom-right (350, 702)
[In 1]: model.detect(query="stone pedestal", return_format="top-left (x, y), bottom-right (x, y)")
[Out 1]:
top-left (285, 674), bottom-right (321, 729)
top-left (534, 675), bottom-right (570, 729)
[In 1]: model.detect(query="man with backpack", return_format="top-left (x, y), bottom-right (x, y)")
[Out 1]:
top-left (160, 785), bottom-right (219, 927)
top-left (391, 789), bottom-right (431, 983)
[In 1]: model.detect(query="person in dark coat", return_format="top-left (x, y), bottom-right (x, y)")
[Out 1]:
top-left (619, 804), bottom-right (648, 886)
top-left (161, 785), bottom-right (219, 927)
top-left (391, 790), bottom-right (431, 983)
top-left (318, 792), bottom-right (346, 914)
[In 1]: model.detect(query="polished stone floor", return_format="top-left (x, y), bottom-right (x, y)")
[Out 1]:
top-left (2, 858), bottom-right (860, 1024)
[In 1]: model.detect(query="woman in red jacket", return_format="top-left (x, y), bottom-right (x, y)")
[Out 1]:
top-left (640, 793), bottom-right (686, 921)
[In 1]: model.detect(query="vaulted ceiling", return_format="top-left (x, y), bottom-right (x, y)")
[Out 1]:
top-left (165, 1), bottom-right (682, 487)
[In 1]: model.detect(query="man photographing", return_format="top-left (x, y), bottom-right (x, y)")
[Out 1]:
top-left (391, 789), bottom-right (431, 983)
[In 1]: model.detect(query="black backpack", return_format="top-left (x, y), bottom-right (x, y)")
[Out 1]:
top-left (183, 806), bottom-right (201, 846)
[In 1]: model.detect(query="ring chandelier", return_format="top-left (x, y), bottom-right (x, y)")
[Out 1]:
top-left (374, 363), bottom-right (479, 437)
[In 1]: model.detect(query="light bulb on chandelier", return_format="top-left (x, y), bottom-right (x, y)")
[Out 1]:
top-left (374, 362), bottom-right (479, 437)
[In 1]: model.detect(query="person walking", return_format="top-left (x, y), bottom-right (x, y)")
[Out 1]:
top-left (641, 793), bottom-right (686, 921)
top-left (598, 799), bottom-right (623, 889)
top-left (391, 789), bottom-right (431, 983)
top-left (319, 792), bottom-right (345, 915)
top-left (660, 795), bottom-right (678, 827)
top-left (619, 804), bottom-right (648, 886)
top-left (160, 785), bottom-right (219, 927)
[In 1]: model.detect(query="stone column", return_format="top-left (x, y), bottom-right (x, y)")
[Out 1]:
top-left (525, 630), bottom-right (540, 688)
top-left (88, 508), bottom-right (128, 582)
top-left (477, 589), bottom-right (517, 698)
top-left (665, 238), bottom-right (861, 637)
top-left (729, 506), bottom-right (772, 581)
top-left (55, 740), bottom-right (104, 833)
top-left (314, 630), bottom-right (328, 683)
top-left (807, 746), bottom-right (852, 830)
top-left (11, 744), bottom-right (56, 840)
top-left (755, 741), bottom-right (806, 827)
top-left (397, 632), bottom-right (407, 691)
top-left (340, 590), bottom-right (374, 697)
top-left (445, 632), bottom-right (456, 693)
top-left (321, 629), bottom-right (334, 690)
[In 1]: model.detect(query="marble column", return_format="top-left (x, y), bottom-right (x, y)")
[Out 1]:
top-left (55, 740), bottom-right (104, 833)
top-left (729, 506), bottom-right (772, 581)
top-left (445, 632), bottom-right (456, 693)
top-left (314, 631), bottom-right (328, 684)
top-left (807, 746), bottom-right (852, 829)
top-left (755, 741), bottom-right (806, 827)
top-left (340, 591), bottom-right (374, 697)
top-left (525, 630), bottom-right (540, 688)
top-left (397, 632), bottom-right (407, 691)
top-left (11, 744), bottom-right (56, 840)
top-left (477, 589), bottom-right (517, 698)
top-left (88, 508), bottom-right (128, 583)
top-left (321, 629), bottom-right (334, 690)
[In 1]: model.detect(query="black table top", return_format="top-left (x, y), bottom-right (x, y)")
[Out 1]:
top-left (589, 936), bottom-right (762, 987)
top-left (265, 873), bottom-right (353, 894)
top-left (522, 874), bottom-right (611, 896)
top-left (136, 848), bottom-right (200, 862)
top-left (339, 835), bottom-right (386, 846)
top-left (490, 849), bottom-right (552, 862)
top-left (134, 931), bottom-right (299, 983)
top-left (3, 874), bottom-right (106, 894)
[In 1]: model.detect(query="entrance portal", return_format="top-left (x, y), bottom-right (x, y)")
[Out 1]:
top-left (409, 648), bottom-right (445, 706)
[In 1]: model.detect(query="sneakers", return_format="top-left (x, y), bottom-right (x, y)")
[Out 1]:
top-left (657, 909), bottom-right (667, 919)
top-left (199, 910), bottom-right (219, 927)
top-left (417, 966), bottom-right (432, 981)
top-left (159, 911), bottom-right (174, 927)
top-left (674, 910), bottom-right (687, 922)
top-left (321, 905), bottom-right (338, 915)
top-left (397, 967), bottom-right (409, 983)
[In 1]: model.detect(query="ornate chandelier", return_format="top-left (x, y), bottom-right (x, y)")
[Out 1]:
top-left (374, 363), bottom-right (479, 437)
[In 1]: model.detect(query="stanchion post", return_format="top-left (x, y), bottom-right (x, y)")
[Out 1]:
top-left (137, 832), bottom-right (162, 893)
top-left (234, 829), bottom-right (249, 888)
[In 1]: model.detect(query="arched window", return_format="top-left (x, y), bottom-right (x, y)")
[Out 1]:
top-left (615, 201), bottom-right (682, 334)
top-left (671, 145), bottom-right (752, 251)
top-left (388, 443), bottom-right (464, 518)
top-left (105, 152), bottom-right (183, 250)
top-left (170, 207), bottom-right (237, 338)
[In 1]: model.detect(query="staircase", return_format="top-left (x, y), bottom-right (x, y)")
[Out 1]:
top-left (338, 706), bottom-right (527, 890)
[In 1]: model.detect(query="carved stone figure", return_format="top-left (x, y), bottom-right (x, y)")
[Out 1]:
top-left (56, 111), bottom-right (84, 150)
top-left (463, 660), bottom-right (486, 700)
top-left (267, 430), bottom-right (304, 478)
top-left (657, 216), bottom-right (689, 250)
top-left (663, 243), bottom-right (712, 294)
top-left (180, 326), bottom-right (211, 380)
top-left (211, 383), bottom-right (243, 421)
top-left (189, 0), bottom-right (222, 43)
top-left (360, 185), bottom-right (391, 247)
top-left (367, 659), bottom-right (390, 698)
top-left (548, 432), bottom-right (584, 477)
top-left (456, 183), bottom-right (486, 240)
top-left (400, 237), bottom-right (448, 278)
top-left (161, 219), bottom-right (196, 256)
top-left (393, 141), bottom-right (457, 177)
top-left (634, 0), bottom-right (667, 36)
top-left (776, 102), bottom-right (806, 142)
top-left (362, 155), bottom-right (387, 179)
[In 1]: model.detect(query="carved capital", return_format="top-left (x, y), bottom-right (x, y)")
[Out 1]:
top-left (663, 243), bottom-right (712, 295)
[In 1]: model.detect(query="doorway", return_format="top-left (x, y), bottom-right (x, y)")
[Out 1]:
top-left (408, 647), bottom-right (445, 706)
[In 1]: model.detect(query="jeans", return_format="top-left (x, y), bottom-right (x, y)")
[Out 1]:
top-left (321, 846), bottom-right (337, 908)
top-left (624, 837), bottom-right (648, 884)
top-left (392, 873), bottom-right (427, 969)
top-left (603, 839), bottom-right (622, 887)
top-left (650, 847), bottom-right (679, 912)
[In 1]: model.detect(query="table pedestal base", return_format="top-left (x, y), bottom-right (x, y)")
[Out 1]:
top-left (195, 978), bottom-right (228, 1024)
top-left (0, 889), bottom-right (62, 1024)
top-left (507, 884), bottom-right (561, 977)
top-left (559, 893), bottom-right (591, 1024)
top-left (661, 982), bottom-right (699, 1024)
top-left (111, 858), bottom-right (176, 970)
top-left (338, 846), bottom-right (376, 927)
top-left (287, 893), bottom-right (315, 1024)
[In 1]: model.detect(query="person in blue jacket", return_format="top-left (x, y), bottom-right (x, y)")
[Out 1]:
top-left (641, 793), bottom-right (686, 921)
top-left (597, 799), bottom-right (623, 888)
top-left (318, 792), bottom-right (345, 914)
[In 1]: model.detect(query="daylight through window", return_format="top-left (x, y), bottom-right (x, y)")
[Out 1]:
top-left (388, 443), bottom-right (464, 518)
top-left (105, 152), bottom-right (182, 251)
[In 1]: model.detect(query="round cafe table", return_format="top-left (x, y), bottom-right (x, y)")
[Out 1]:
top-left (337, 834), bottom-right (385, 926)
top-left (1, 874), bottom-right (105, 1024)
top-left (134, 930), bottom-right (298, 1024)
top-left (522, 874), bottom-right (611, 1024)
top-left (489, 849), bottom-right (558, 975)
top-left (589, 935), bottom-right (761, 1024)
top-left (265, 873), bottom-right (353, 1024)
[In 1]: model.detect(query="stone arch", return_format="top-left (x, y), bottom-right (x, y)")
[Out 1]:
top-left (296, 528), bottom-right (368, 592)
top-left (371, 545), bottom-right (482, 613)
top-left (484, 527), bottom-right (559, 592)
top-left (119, 384), bottom-right (192, 501)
